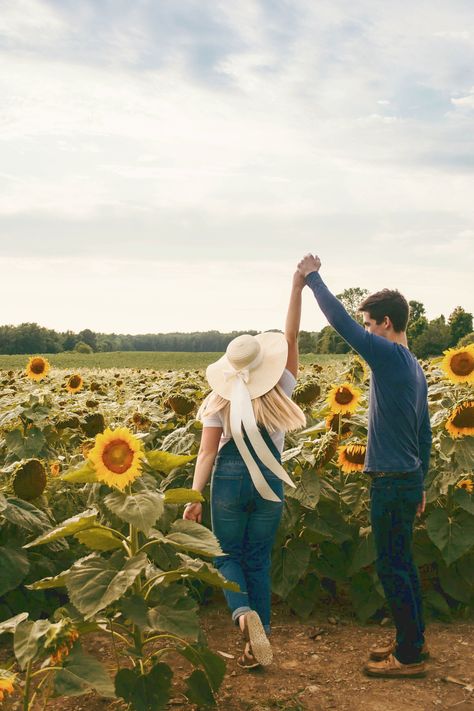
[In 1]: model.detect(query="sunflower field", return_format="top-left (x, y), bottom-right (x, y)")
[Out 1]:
top-left (0, 346), bottom-right (473, 708)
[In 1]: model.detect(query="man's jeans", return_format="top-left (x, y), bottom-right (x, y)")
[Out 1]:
top-left (211, 436), bottom-right (283, 634)
top-left (370, 471), bottom-right (425, 664)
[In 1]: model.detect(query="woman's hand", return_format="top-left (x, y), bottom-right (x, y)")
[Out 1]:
top-left (292, 269), bottom-right (306, 290)
top-left (183, 502), bottom-right (203, 523)
top-left (297, 253), bottom-right (321, 277)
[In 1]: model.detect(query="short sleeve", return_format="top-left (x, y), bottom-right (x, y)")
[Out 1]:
top-left (278, 368), bottom-right (297, 397)
top-left (201, 412), bottom-right (224, 428)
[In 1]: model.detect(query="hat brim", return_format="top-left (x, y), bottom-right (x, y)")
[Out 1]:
top-left (206, 332), bottom-right (288, 400)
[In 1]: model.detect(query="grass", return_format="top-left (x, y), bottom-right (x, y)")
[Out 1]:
top-left (0, 352), bottom-right (347, 371)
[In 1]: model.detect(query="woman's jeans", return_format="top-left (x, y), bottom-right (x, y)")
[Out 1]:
top-left (211, 436), bottom-right (283, 634)
top-left (370, 471), bottom-right (425, 664)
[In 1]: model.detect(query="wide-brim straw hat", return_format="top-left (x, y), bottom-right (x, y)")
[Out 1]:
top-left (206, 332), bottom-right (288, 400)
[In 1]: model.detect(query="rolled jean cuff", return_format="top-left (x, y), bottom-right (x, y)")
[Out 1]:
top-left (232, 606), bottom-right (251, 626)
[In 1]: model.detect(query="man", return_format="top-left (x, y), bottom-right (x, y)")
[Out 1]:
top-left (297, 253), bottom-right (431, 679)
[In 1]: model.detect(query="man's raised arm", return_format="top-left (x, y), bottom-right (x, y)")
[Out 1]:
top-left (297, 253), bottom-right (392, 368)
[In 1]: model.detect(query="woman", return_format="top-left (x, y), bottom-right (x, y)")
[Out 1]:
top-left (183, 271), bottom-right (306, 668)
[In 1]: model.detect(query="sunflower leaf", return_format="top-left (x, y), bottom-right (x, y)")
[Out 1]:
top-left (23, 509), bottom-right (98, 548)
top-left (61, 461), bottom-right (98, 484)
top-left (163, 488), bottom-right (204, 505)
top-left (146, 450), bottom-right (196, 474)
top-left (163, 520), bottom-right (223, 557)
top-left (74, 527), bottom-right (123, 551)
top-left (103, 491), bottom-right (164, 536)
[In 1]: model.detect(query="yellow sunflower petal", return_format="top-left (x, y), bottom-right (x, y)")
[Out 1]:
top-left (26, 356), bottom-right (50, 382)
top-left (441, 346), bottom-right (474, 384)
top-left (66, 374), bottom-right (84, 393)
top-left (337, 443), bottom-right (367, 473)
top-left (445, 401), bottom-right (474, 438)
top-left (328, 382), bottom-right (362, 415)
top-left (88, 427), bottom-right (143, 490)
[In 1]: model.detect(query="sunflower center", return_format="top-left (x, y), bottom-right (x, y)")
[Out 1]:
top-left (31, 358), bottom-right (46, 374)
top-left (335, 387), bottom-right (354, 405)
top-left (345, 446), bottom-right (365, 464)
top-left (450, 352), bottom-right (474, 377)
top-left (452, 404), bottom-right (474, 428)
top-left (69, 375), bottom-right (82, 388)
top-left (101, 439), bottom-right (134, 474)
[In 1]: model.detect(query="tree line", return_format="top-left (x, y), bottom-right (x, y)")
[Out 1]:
top-left (0, 289), bottom-right (472, 358)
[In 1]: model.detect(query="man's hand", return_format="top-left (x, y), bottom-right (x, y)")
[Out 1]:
top-left (297, 253), bottom-right (321, 278)
top-left (292, 269), bottom-right (306, 290)
top-left (416, 491), bottom-right (426, 517)
top-left (183, 502), bottom-right (203, 523)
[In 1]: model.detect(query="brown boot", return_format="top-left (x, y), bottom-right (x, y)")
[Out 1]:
top-left (369, 640), bottom-right (430, 661)
top-left (364, 653), bottom-right (426, 678)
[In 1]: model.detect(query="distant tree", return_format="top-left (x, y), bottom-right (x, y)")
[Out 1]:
top-left (407, 301), bottom-right (428, 347)
top-left (298, 330), bottom-right (317, 354)
top-left (316, 326), bottom-right (351, 354)
top-left (448, 307), bottom-right (473, 347)
top-left (336, 287), bottom-right (369, 321)
top-left (457, 332), bottom-right (474, 347)
top-left (78, 329), bottom-right (97, 352)
top-left (75, 341), bottom-right (93, 354)
top-left (411, 317), bottom-right (451, 358)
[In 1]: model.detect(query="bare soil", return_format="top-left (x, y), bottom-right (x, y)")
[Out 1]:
top-left (3, 602), bottom-right (474, 711)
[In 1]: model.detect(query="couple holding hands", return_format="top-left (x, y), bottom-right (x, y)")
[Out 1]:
top-left (183, 254), bottom-right (431, 679)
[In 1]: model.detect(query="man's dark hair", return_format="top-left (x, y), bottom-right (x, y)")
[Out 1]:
top-left (358, 289), bottom-right (409, 332)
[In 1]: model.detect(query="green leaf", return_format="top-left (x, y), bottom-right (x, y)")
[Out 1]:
top-left (67, 552), bottom-right (148, 619)
top-left (147, 586), bottom-right (199, 640)
top-left (163, 488), bottom-right (204, 505)
top-left (6, 427), bottom-right (46, 458)
top-left (74, 527), bottom-right (123, 551)
top-left (185, 669), bottom-right (217, 707)
top-left (426, 509), bottom-right (474, 566)
top-left (303, 506), bottom-right (353, 544)
top-left (53, 643), bottom-right (115, 698)
top-left (61, 460), bottom-right (98, 484)
top-left (289, 470), bottom-right (321, 508)
top-left (104, 490), bottom-right (164, 536)
top-left (164, 520), bottom-right (223, 557)
top-left (146, 450), bottom-right (196, 474)
top-left (115, 663), bottom-right (172, 711)
top-left (1, 497), bottom-right (52, 534)
top-left (0, 546), bottom-right (30, 596)
top-left (350, 571), bottom-right (385, 622)
top-left (23, 509), bottom-right (98, 548)
top-left (147, 555), bottom-right (239, 592)
top-left (311, 542), bottom-right (350, 583)
top-left (272, 538), bottom-right (311, 598)
top-left (438, 562), bottom-right (472, 603)
top-left (423, 589), bottom-right (451, 620)
top-left (119, 595), bottom-right (150, 628)
top-left (14, 619), bottom-right (51, 669)
top-left (453, 487), bottom-right (474, 515)
top-left (348, 530), bottom-right (376, 575)
top-left (26, 570), bottom-right (70, 590)
top-left (0, 613), bottom-right (29, 636)
top-left (287, 574), bottom-right (322, 619)
top-left (178, 646), bottom-right (225, 693)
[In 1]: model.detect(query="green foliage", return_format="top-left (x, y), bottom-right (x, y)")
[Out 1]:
top-left (448, 306), bottom-right (473, 347)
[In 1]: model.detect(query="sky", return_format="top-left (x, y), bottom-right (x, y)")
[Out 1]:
top-left (0, 0), bottom-right (473, 334)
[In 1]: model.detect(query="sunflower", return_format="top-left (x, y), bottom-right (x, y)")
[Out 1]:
top-left (44, 620), bottom-right (79, 666)
top-left (0, 671), bottom-right (16, 702)
top-left (26, 356), bottom-right (50, 382)
top-left (445, 401), bottom-right (474, 438)
top-left (88, 427), bottom-right (143, 490)
top-left (456, 478), bottom-right (473, 493)
top-left (66, 373), bottom-right (84, 393)
top-left (325, 413), bottom-right (352, 439)
top-left (328, 383), bottom-right (362, 415)
top-left (337, 443), bottom-right (367, 473)
top-left (441, 345), bottom-right (474, 384)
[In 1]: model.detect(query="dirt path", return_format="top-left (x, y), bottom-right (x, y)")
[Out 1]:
top-left (2, 603), bottom-right (474, 711)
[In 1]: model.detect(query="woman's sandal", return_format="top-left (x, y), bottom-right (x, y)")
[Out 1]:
top-left (237, 642), bottom-right (261, 669)
top-left (240, 610), bottom-right (273, 667)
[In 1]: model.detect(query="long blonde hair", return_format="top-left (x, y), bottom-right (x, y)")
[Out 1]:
top-left (198, 383), bottom-right (306, 436)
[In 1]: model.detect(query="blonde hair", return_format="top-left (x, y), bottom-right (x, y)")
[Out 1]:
top-left (197, 383), bottom-right (306, 436)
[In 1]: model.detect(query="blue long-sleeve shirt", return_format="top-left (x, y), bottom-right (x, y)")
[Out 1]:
top-left (306, 271), bottom-right (432, 478)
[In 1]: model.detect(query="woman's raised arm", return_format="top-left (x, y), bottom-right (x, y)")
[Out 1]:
top-left (284, 270), bottom-right (305, 378)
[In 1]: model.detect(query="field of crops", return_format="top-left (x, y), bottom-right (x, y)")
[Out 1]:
top-left (0, 351), bottom-right (344, 371)
top-left (0, 348), bottom-right (473, 709)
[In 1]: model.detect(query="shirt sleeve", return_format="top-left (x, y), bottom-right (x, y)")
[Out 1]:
top-left (418, 405), bottom-right (432, 480)
top-left (278, 368), bottom-right (297, 396)
top-left (305, 271), bottom-right (396, 370)
top-left (201, 412), bottom-right (224, 428)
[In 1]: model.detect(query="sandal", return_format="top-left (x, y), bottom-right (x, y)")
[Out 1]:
top-left (240, 610), bottom-right (273, 666)
top-left (237, 642), bottom-right (261, 669)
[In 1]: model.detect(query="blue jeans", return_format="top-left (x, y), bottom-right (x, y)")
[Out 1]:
top-left (370, 471), bottom-right (425, 664)
top-left (211, 435), bottom-right (283, 634)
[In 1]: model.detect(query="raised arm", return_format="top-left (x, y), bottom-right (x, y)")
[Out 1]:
top-left (297, 253), bottom-right (393, 369)
top-left (284, 270), bottom-right (305, 377)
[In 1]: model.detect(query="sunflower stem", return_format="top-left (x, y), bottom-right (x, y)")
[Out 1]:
top-left (129, 520), bottom-right (143, 660)
top-left (23, 660), bottom-right (33, 711)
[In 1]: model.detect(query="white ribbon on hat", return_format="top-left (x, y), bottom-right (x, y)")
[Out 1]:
top-left (225, 366), bottom-right (296, 503)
